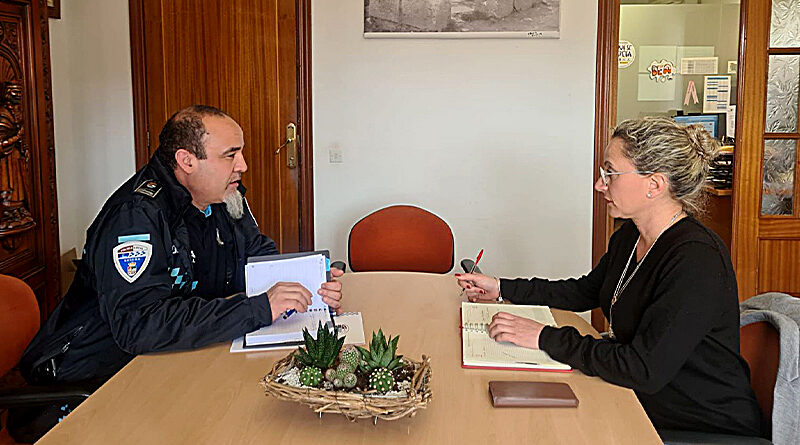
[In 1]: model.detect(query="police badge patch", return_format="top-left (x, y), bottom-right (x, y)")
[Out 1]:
top-left (112, 241), bottom-right (153, 283)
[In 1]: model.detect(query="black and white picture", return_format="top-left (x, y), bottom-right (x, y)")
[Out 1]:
top-left (364, 0), bottom-right (560, 38)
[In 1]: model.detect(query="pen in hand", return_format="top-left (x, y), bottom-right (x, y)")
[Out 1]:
top-left (283, 309), bottom-right (296, 319)
top-left (459, 249), bottom-right (484, 297)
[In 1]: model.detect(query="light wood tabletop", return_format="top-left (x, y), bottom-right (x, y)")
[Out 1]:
top-left (37, 272), bottom-right (662, 444)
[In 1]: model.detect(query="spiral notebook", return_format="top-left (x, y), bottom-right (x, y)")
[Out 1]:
top-left (231, 312), bottom-right (365, 353)
top-left (241, 251), bottom-right (333, 348)
top-left (461, 302), bottom-right (571, 372)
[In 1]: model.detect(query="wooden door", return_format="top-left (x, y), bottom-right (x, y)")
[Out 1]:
top-left (129, 0), bottom-right (314, 253)
top-left (733, 0), bottom-right (800, 299)
top-left (0, 0), bottom-right (60, 319)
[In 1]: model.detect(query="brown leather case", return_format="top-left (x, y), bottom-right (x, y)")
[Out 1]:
top-left (489, 381), bottom-right (579, 408)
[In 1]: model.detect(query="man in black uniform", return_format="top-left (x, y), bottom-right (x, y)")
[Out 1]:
top-left (9, 105), bottom-right (343, 441)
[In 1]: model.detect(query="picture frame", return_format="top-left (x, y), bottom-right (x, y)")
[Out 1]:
top-left (364, 0), bottom-right (560, 39)
top-left (48, 0), bottom-right (61, 20)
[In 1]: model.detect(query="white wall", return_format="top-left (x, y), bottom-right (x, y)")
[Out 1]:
top-left (50, 0), bottom-right (136, 255)
top-left (312, 1), bottom-right (599, 279)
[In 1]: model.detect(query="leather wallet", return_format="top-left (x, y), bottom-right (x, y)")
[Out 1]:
top-left (489, 381), bottom-right (578, 408)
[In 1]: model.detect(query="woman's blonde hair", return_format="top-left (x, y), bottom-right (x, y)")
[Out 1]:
top-left (612, 116), bottom-right (719, 216)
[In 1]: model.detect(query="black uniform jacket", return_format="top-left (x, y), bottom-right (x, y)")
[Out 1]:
top-left (20, 155), bottom-right (278, 383)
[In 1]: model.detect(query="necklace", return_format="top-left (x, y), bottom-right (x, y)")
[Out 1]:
top-left (608, 208), bottom-right (683, 339)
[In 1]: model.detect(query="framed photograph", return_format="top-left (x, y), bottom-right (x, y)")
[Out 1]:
top-left (364, 0), bottom-right (560, 39)
top-left (48, 0), bottom-right (61, 20)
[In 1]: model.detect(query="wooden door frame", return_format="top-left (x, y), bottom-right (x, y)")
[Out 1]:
top-left (590, 0), bottom-right (620, 332)
top-left (127, 0), bottom-right (315, 252)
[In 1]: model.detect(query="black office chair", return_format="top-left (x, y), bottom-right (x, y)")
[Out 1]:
top-left (460, 258), bottom-right (483, 275)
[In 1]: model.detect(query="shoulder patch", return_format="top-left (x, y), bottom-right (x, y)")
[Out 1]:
top-left (113, 241), bottom-right (153, 283)
top-left (134, 180), bottom-right (162, 198)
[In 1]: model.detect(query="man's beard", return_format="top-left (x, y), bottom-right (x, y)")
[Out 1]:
top-left (223, 189), bottom-right (244, 220)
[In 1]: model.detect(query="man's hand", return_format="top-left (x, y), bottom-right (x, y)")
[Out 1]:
top-left (318, 267), bottom-right (344, 314)
top-left (267, 282), bottom-right (313, 322)
top-left (455, 273), bottom-right (499, 302)
top-left (487, 312), bottom-right (544, 350)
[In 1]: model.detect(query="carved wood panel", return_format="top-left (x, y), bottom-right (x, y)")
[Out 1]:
top-left (0, 0), bottom-right (60, 320)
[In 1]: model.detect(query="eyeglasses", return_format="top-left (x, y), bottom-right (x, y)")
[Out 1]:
top-left (598, 166), bottom-right (653, 186)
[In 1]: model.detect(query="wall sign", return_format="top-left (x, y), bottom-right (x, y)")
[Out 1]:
top-left (648, 60), bottom-right (675, 82)
top-left (618, 40), bottom-right (635, 69)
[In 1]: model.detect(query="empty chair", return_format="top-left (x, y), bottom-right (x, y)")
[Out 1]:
top-left (0, 275), bottom-right (92, 443)
top-left (348, 205), bottom-right (453, 273)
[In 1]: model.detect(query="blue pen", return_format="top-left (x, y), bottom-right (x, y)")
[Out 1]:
top-left (283, 309), bottom-right (296, 319)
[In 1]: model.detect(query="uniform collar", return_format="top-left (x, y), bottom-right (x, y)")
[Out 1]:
top-left (145, 155), bottom-right (195, 223)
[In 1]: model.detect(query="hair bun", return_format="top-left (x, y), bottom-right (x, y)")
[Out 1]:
top-left (684, 124), bottom-right (720, 164)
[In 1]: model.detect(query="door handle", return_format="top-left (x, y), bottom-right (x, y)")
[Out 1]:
top-left (275, 123), bottom-right (297, 169)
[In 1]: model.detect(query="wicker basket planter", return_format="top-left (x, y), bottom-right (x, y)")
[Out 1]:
top-left (261, 352), bottom-right (432, 422)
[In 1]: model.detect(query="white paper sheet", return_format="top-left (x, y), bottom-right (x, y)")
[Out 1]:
top-left (703, 75), bottom-right (731, 113)
top-left (681, 57), bottom-right (718, 75)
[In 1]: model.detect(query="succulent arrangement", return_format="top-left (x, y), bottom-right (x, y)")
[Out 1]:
top-left (290, 325), bottom-right (411, 395)
top-left (357, 329), bottom-right (403, 393)
top-left (294, 322), bottom-right (345, 387)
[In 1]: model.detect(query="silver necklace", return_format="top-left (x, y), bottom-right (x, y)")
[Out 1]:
top-left (608, 209), bottom-right (683, 339)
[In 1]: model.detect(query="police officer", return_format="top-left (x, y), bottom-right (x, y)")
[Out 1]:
top-left (14, 106), bottom-right (343, 426)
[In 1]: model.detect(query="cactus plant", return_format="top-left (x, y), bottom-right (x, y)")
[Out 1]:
top-left (339, 346), bottom-right (360, 372)
top-left (299, 366), bottom-right (322, 387)
top-left (369, 367), bottom-right (394, 393)
top-left (343, 372), bottom-right (357, 388)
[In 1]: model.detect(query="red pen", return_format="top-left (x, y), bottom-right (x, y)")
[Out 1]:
top-left (459, 249), bottom-right (484, 297)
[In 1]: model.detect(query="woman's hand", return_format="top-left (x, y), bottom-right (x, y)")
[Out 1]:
top-left (455, 273), bottom-right (499, 302)
top-left (487, 312), bottom-right (545, 350)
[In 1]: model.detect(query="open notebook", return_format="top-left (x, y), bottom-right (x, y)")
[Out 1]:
top-left (461, 302), bottom-right (571, 372)
top-left (242, 251), bottom-right (332, 348)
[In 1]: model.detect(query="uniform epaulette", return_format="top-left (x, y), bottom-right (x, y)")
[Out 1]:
top-left (133, 179), bottom-right (162, 198)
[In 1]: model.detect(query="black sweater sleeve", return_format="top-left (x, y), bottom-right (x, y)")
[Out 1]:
top-left (500, 252), bottom-right (608, 312)
top-left (537, 241), bottom-right (729, 394)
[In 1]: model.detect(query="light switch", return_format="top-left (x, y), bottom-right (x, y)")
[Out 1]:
top-left (329, 146), bottom-right (343, 163)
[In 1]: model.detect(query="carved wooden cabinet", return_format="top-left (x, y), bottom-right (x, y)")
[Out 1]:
top-left (0, 0), bottom-right (60, 319)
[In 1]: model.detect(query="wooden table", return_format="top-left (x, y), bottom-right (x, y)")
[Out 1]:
top-left (37, 272), bottom-right (662, 444)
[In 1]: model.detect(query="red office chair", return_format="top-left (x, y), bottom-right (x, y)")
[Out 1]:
top-left (740, 321), bottom-right (780, 439)
top-left (348, 205), bottom-right (454, 273)
top-left (656, 320), bottom-right (779, 444)
top-left (0, 275), bottom-right (40, 380)
top-left (0, 275), bottom-right (91, 443)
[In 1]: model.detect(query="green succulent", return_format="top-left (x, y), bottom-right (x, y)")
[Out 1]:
top-left (369, 368), bottom-right (394, 393)
top-left (337, 361), bottom-right (355, 376)
top-left (356, 329), bottom-right (403, 373)
top-left (343, 372), bottom-right (357, 388)
top-left (339, 346), bottom-right (360, 371)
top-left (324, 367), bottom-right (337, 382)
top-left (294, 322), bottom-right (345, 370)
top-left (299, 366), bottom-right (322, 387)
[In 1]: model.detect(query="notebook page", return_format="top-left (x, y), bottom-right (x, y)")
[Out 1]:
top-left (245, 254), bottom-right (327, 308)
top-left (244, 254), bottom-right (329, 344)
top-left (245, 310), bottom-right (330, 344)
top-left (461, 302), bottom-right (557, 330)
top-left (462, 330), bottom-right (570, 370)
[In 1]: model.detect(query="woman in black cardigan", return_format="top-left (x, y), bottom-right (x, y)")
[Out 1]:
top-left (457, 117), bottom-right (762, 437)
